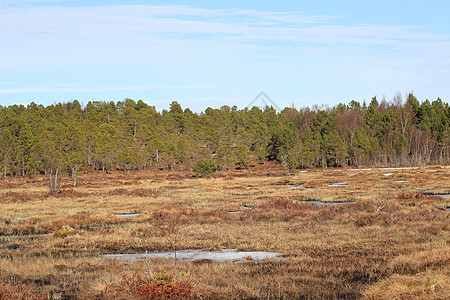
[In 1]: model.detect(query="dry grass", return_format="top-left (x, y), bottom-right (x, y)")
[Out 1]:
top-left (363, 271), bottom-right (449, 300)
top-left (0, 164), bottom-right (449, 299)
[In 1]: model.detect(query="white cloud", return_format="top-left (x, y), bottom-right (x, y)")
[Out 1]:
top-left (1, 4), bottom-right (445, 49)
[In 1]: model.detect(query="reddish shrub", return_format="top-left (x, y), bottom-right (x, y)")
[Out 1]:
top-left (422, 199), bottom-right (436, 204)
top-left (138, 281), bottom-right (199, 299)
top-left (103, 269), bottom-right (206, 299)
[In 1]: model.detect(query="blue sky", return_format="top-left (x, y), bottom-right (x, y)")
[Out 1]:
top-left (1, 0), bottom-right (449, 111)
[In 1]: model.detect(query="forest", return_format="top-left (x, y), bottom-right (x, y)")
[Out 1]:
top-left (0, 93), bottom-right (449, 192)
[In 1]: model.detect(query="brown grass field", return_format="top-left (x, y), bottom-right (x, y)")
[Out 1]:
top-left (0, 164), bottom-right (449, 299)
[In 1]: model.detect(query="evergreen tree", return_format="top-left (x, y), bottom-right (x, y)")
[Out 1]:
top-left (0, 95), bottom-right (447, 188)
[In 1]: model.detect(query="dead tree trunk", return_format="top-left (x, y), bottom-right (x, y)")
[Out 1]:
top-left (48, 167), bottom-right (62, 194)
top-left (71, 166), bottom-right (79, 187)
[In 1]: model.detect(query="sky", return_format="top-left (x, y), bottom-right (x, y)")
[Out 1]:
top-left (1, 0), bottom-right (449, 112)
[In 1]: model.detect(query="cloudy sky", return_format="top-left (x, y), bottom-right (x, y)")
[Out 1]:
top-left (1, 0), bottom-right (449, 111)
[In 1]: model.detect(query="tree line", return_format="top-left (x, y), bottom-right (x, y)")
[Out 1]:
top-left (0, 93), bottom-right (449, 192)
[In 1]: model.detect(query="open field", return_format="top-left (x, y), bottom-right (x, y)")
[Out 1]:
top-left (0, 164), bottom-right (449, 299)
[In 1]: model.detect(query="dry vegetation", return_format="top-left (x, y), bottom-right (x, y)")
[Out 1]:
top-left (0, 163), bottom-right (449, 299)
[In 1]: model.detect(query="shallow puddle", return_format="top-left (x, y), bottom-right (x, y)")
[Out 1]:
top-left (101, 249), bottom-right (283, 263)
top-left (228, 211), bottom-right (243, 215)
top-left (329, 182), bottom-right (348, 187)
top-left (288, 184), bottom-right (303, 189)
top-left (425, 194), bottom-right (450, 198)
top-left (114, 213), bottom-right (141, 218)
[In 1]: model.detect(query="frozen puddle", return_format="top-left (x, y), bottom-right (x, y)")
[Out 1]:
top-left (425, 194), bottom-right (450, 198)
top-left (101, 249), bottom-right (283, 263)
top-left (288, 184), bottom-right (303, 189)
top-left (392, 180), bottom-right (408, 183)
top-left (114, 213), bottom-right (141, 218)
top-left (437, 194), bottom-right (450, 198)
top-left (329, 182), bottom-right (348, 187)
top-left (228, 211), bottom-right (243, 215)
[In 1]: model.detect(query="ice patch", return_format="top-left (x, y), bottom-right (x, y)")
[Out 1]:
top-left (288, 184), bottom-right (304, 189)
top-left (329, 182), bottom-right (348, 187)
top-left (101, 249), bottom-right (283, 263)
top-left (425, 194), bottom-right (450, 198)
top-left (114, 213), bottom-right (141, 218)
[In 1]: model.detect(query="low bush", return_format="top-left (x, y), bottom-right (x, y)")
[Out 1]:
top-left (101, 268), bottom-right (207, 299)
top-left (193, 159), bottom-right (217, 177)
